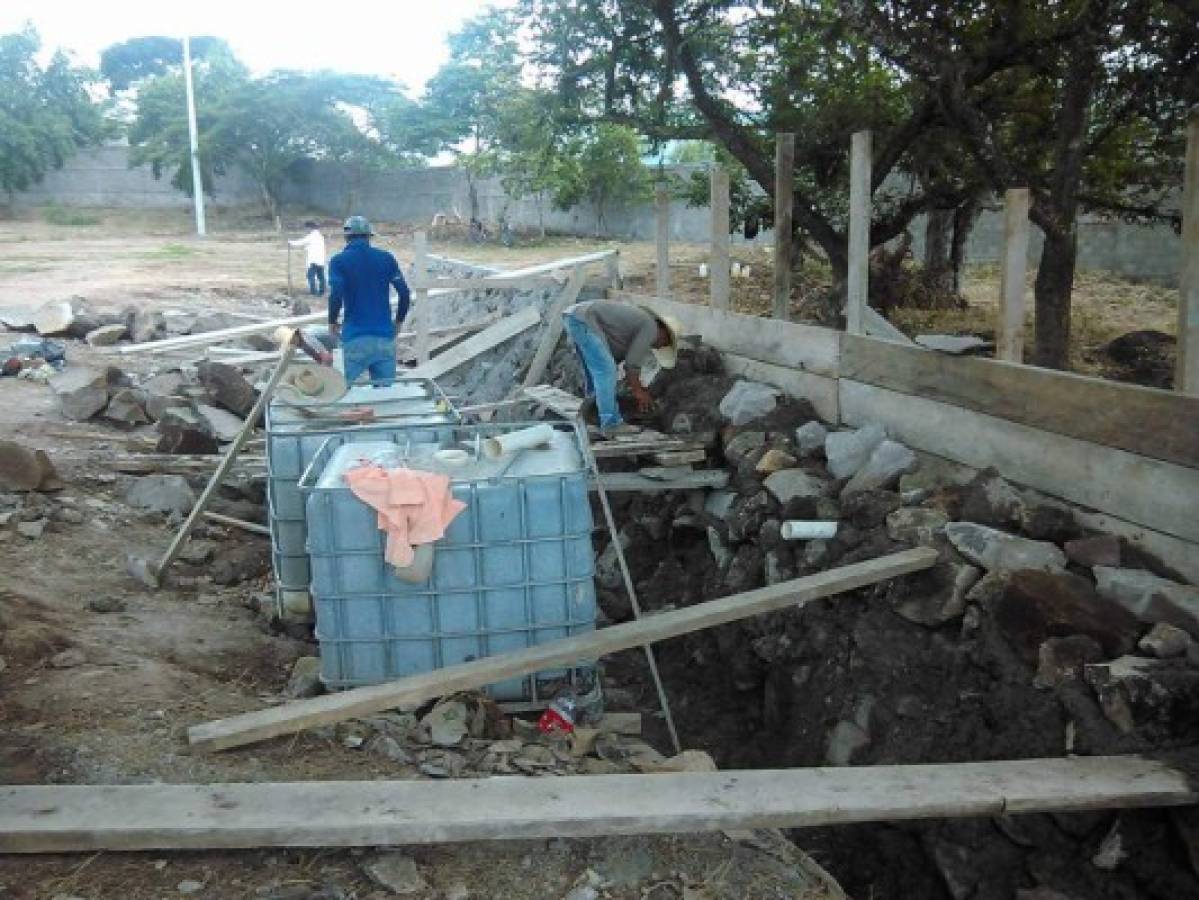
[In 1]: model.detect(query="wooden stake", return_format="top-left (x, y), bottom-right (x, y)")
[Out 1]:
top-left (413, 230), bottom-right (431, 366)
top-left (187, 548), bottom-right (936, 752)
top-left (521, 266), bottom-right (588, 389)
top-left (846, 130), bottom-right (872, 335)
top-left (709, 168), bottom-right (731, 310)
top-left (655, 186), bottom-right (671, 299)
top-left (998, 188), bottom-right (1031, 363)
top-left (146, 342), bottom-right (297, 586)
top-left (1179, 109), bottom-right (1199, 394)
top-left (774, 133), bottom-right (795, 321)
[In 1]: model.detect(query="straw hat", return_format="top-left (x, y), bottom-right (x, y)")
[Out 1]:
top-left (643, 308), bottom-right (682, 370)
top-left (277, 364), bottom-right (348, 406)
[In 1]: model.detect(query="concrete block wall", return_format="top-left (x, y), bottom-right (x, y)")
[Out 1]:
top-left (6, 145), bottom-right (259, 209)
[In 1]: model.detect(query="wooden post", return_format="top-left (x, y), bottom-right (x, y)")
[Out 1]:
top-left (1179, 109), bottom-right (1199, 394)
top-left (846, 130), bottom-right (872, 334)
top-left (413, 230), bottom-right (430, 365)
top-left (605, 250), bottom-right (621, 290)
top-left (998, 188), bottom-right (1031, 363)
top-left (773, 133), bottom-right (795, 320)
top-left (709, 168), bottom-right (731, 310)
top-left (655, 186), bottom-right (671, 299)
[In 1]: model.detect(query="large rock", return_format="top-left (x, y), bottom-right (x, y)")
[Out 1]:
top-left (141, 370), bottom-right (189, 421)
top-left (363, 852), bottom-right (428, 896)
top-left (1094, 567), bottom-right (1199, 639)
top-left (944, 522), bottom-right (1067, 573)
top-left (84, 323), bottom-right (128, 347)
top-left (196, 361), bottom-right (257, 417)
top-left (727, 491), bottom-right (775, 542)
top-left (842, 440), bottom-right (917, 496)
top-left (718, 380), bottom-right (779, 426)
top-left (125, 474), bottom-right (196, 516)
top-left (824, 423), bottom-right (886, 480)
top-left (722, 431), bottom-right (766, 467)
top-left (755, 447), bottom-right (797, 475)
top-left (959, 469), bottom-right (1027, 529)
top-left (841, 489), bottom-right (901, 529)
top-left (894, 555), bottom-right (981, 627)
top-left (1139, 622), bottom-right (1192, 659)
top-left (1085, 655), bottom-right (1199, 739)
top-left (104, 388), bottom-right (150, 426)
top-left (886, 507), bottom-right (948, 545)
top-left (993, 570), bottom-right (1140, 662)
top-left (195, 404), bottom-right (245, 443)
top-left (129, 309), bottom-right (167, 344)
top-left (794, 421), bottom-right (828, 458)
top-left (157, 406), bottom-right (219, 454)
top-left (49, 367), bottom-right (109, 421)
top-left (0, 441), bottom-right (61, 492)
top-left (1034, 634), bottom-right (1104, 688)
top-left (1064, 534), bottom-right (1122, 569)
top-left (32, 300), bottom-right (76, 337)
top-left (763, 468), bottom-right (831, 505)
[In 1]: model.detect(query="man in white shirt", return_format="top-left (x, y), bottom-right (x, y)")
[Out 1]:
top-left (288, 221), bottom-right (328, 296)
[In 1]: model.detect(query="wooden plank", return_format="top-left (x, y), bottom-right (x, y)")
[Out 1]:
top-left (861, 306), bottom-right (913, 346)
top-left (589, 436), bottom-right (708, 459)
top-left (409, 275), bottom-right (560, 291)
top-left (617, 293), bottom-right (841, 378)
top-left (651, 449), bottom-right (707, 466)
top-left (520, 384), bottom-right (583, 420)
top-left (709, 168), bottom-right (730, 310)
top-left (1181, 110), bottom-right (1199, 394)
top-left (521, 266), bottom-right (587, 389)
top-left (412, 230), bottom-right (431, 365)
top-left (721, 353), bottom-right (840, 424)
top-left (839, 379), bottom-right (1199, 543)
top-left (998, 188), bottom-right (1031, 362)
top-left (846, 130), bottom-right (872, 335)
top-left (203, 512), bottom-right (269, 536)
top-left (655, 187), bottom-right (671, 299)
top-left (774, 132), bottom-right (795, 321)
top-left (593, 470), bottom-right (729, 492)
top-left (188, 548), bottom-right (936, 752)
top-left (2, 756), bottom-right (1191, 853)
top-left (409, 307), bottom-right (541, 380)
top-left (840, 333), bottom-right (1199, 469)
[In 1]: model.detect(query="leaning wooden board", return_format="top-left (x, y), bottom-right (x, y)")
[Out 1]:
top-left (2, 756), bottom-right (1192, 853)
top-left (841, 333), bottom-right (1199, 470)
top-left (188, 548), bottom-right (937, 752)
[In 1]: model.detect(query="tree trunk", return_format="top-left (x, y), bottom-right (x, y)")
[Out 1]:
top-left (1032, 224), bottom-right (1077, 370)
top-left (949, 196), bottom-right (981, 295)
top-left (923, 208), bottom-right (953, 292)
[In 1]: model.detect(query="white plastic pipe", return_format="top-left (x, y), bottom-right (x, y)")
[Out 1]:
top-left (483, 423), bottom-right (554, 459)
top-left (780, 520), bottom-right (838, 541)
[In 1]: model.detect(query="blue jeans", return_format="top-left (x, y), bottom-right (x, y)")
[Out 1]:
top-left (342, 335), bottom-right (396, 387)
top-left (563, 313), bottom-right (622, 428)
top-left (306, 264), bottom-right (326, 296)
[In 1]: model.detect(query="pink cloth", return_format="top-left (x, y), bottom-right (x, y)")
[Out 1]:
top-left (344, 463), bottom-right (466, 567)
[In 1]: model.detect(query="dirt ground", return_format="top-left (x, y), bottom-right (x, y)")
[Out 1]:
top-left (0, 207), bottom-right (1183, 898)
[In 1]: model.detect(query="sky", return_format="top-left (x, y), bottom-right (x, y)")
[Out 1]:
top-left (1, 0), bottom-right (505, 95)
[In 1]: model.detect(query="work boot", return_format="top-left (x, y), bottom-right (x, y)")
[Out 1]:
top-left (599, 422), bottom-right (642, 439)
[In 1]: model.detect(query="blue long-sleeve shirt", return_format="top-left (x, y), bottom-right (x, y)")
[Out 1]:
top-left (327, 238), bottom-right (411, 342)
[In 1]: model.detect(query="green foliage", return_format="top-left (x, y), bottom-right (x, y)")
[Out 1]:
top-left (0, 27), bottom-right (109, 197)
top-left (549, 123), bottom-right (650, 230)
top-left (42, 203), bottom-right (101, 227)
top-left (100, 36), bottom-right (230, 91)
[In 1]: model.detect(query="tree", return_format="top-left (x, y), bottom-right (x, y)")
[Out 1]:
top-left (859, 0), bottom-right (1199, 367)
top-left (549, 123), bottom-right (651, 235)
top-left (0, 27), bottom-right (109, 199)
top-left (100, 36), bottom-right (230, 92)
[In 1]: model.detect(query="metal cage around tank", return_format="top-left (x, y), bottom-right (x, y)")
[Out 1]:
top-left (265, 377), bottom-right (460, 619)
top-left (297, 421), bottom-right (598, 703)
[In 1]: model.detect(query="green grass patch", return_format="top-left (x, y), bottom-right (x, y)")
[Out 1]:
top-left (143, 242), bottom-right (199, 260)
top-left (42, 204), bottom-right (101, 228)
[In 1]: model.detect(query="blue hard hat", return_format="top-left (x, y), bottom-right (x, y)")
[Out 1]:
top-left (343, 215), bottom-right (374, 236)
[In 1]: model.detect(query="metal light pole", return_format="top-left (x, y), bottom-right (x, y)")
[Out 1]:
top-left (182, 35), bottom-right (207, 237)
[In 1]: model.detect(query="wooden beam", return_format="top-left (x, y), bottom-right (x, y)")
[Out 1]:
top-left (202, 511), bottom-right (269, 536)
top-left (655, 186), bottom-right (671, 300)
top-left (2, 756), bottom-right (1191, 853)
top-left (709, 168), bottom-right (731, 310)
top-left (520, 384), bottom-right (583, 420)
top-left (589, 436), bottom-right (709, 459)
top-left (618, 293), bottom-right (841, 378)
top-left (412, 230), bottom-right (431, 366)
top-left (846, 130), bottom-right (872, 335)
top-left (1180, 109), bottom-right (1199, 395)
top-left (840, 333), bottom-right (1199, 470)
top-left (592, 470), bottom-right (730, 492)
top-left (521, 266), bottom-right (587, 389)
top-left (774, 132), bottom-right (795, 321)
top-left (187, 548), bottom-right (936, 752)
top-left (998, 188), bottom-right (1031, 363)
top-left (408, 306), bottom-right (541, 380)
top-left (839, 379), bottom-right (1199, 544)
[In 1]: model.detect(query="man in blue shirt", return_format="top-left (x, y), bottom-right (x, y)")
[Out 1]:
top-left (327, 216), bottom-right (411, 387)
